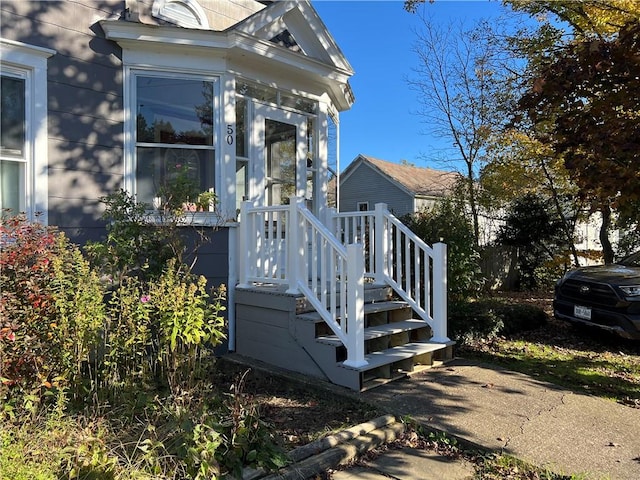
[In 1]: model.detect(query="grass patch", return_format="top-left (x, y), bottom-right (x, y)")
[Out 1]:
top-left (458, 293), bottom-right (640, 406)
top-left (473, 453), bottom-right (588, 480)
top-left (464, 338), bottom-right (640, 403)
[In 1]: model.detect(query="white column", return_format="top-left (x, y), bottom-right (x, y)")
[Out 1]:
top-left (431, 242), bottom-right (450, 343)
top-left (286, 197), bottom-right (301, 294)
top-left (237, 201), bottom-right (252, 288)
top-left (374, 203), bottom-right (388, 284)
top-left (343, 243), bottom-right (368, 368)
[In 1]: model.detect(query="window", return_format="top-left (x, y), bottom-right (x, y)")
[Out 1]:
top-left (132, 72), bottom-right (218, 210)
top-left (358, 202), bottom-right (369, 211)
top-left (235, 96), bottom-right (248, 212)
top-left (0, 39), bottom-right (54, 221)
top-left (151, 0), bottom-right (210, 29)
top-left (1, 73), bottom-right (25, 213)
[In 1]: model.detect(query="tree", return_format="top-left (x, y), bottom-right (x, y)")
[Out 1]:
top-left (505, 0), bottom-right (640, 36)
top-left (407, 14), bottom-right (511, 246)
top-left (515, 21), bottom-right (640, 262)
top-left (481, 130), bottom-right (583, 266)
top-left (497, 193), bottom-right (569, 289)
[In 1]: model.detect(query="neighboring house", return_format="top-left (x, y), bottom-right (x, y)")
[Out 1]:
top-left (338, 155), bottom-right (460, 217)
top-left (1, 0), bottom-right (453, 391)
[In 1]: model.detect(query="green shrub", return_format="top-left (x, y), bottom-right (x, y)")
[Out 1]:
top-left (449, 298), bottom-right (548, 344)
top-left (497, 194), bottom-right (569, 290)
top-left (0, 214), bottom-right (104, 412)
top-left (401, 198), bottom-right (483, 301)
top-left (85, 189), bottom-right (183, 283)
top-left (449, 300), bottom-right (504, 344)
top-left (99, 261), bottom-right (226, 398)
top-left (149, 261), bottom-right (226, 392)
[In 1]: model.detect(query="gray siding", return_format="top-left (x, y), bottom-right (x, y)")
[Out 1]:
top-left (188, 227), bottom-right (231, 288)
top-left (340, 163), bottom-right (414, 217)
top-left (1, 0), bottom-right (125, 242)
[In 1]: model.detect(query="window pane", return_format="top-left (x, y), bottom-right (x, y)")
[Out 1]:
top-left (236, 80), bottom-right (277, 104)
top-left (136, 146), bottom-right (215, 208)
top-left (265, 119), bottom-right (296, 206)
top-left (281, 93), bottom-right (317, 114)
top-left (1, 75), bottom-right (25, 157)
top-left (136, 77), bottom-right (214, 145)
top-left (0, 160), bottom-right (23, 213)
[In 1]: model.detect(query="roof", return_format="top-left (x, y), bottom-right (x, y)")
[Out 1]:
top-left (342, 154), bottom-right (460, 198)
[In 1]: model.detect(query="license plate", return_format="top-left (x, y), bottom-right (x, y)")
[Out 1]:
top-left (574, 305), bottom-right (592, 320)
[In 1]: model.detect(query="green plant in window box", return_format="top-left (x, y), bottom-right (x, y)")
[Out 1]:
top-left (196, 190), bottom-right (217, 212)
top-left (159, 162), bottom-right (200, 213)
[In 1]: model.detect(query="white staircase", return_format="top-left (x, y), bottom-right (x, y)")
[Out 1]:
top-left (234, 198), bottom-right (454, 391)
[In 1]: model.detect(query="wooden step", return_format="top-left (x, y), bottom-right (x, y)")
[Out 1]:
top-left (296, 300), bottom-right (409, 323)
top-left (295, 283), bottom-right (393, 314)
top-left (316, 319), bottom-right (430, 346)
top-left (339, 341), bottom-right (452, 373)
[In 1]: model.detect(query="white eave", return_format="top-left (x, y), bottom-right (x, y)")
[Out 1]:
top-left (99, 19), bottom-right (354, 110)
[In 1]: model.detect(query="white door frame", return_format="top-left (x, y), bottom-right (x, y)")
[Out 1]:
top-left (251, 103), bottom-right (308, 206)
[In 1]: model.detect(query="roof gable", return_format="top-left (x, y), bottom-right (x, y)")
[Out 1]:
top-left (342, 155), bottom-right (460, 198)
top-left (234, 0), bottom-right (353, 74)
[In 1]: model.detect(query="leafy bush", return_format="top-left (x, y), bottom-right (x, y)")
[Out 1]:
top-left (401, 197), bottom-right (483, 301)
top-left (99, 262), bottom-right (226, 398)
top-left (496, 194), bottom-right (569, 290)
top-left (0, 204), bottom-right (288, 478)
top-left (0, 214), bottom-right (104, 412)
top-left (85, 189), bottom-right (184, 283)
top-left (449, 298), bottom-right (548, 344)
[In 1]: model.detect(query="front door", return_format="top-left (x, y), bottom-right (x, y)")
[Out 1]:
top-left (252, 104), bottom-right (308, 207)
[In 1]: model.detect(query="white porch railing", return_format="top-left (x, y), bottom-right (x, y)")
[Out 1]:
top-left (237, 198), bottom-right (449, 369)
top-left (330, 203), bottom-right (449, 343)
top-left (238, 198), bottom-right (367, 368)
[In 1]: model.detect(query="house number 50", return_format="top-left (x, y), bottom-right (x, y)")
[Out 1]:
top-left (226, 125), bottom-right (234, 145)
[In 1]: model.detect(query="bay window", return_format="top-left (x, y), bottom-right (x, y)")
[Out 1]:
top-left (132, 72), bottom-right (218, 210)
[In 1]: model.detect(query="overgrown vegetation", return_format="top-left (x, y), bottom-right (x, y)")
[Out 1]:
top-left (0, 195), bottom-right (287, 479)
top-left (449, 297), bottom-right (548, 345)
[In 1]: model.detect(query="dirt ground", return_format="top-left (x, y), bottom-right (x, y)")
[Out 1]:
top-left (212, 359), bottom-right (383, 450)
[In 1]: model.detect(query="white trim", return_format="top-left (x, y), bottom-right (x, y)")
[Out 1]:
top-left (100, 15), bottom-right (354, 111)
top-left (251, 103), bottom-right (307, 207)
top-left (221, 73), bottom-right (237, 221)
top-left (152, 0), bottom-right (210, 30)
top-left (0, 38), bottom-right (55, 224)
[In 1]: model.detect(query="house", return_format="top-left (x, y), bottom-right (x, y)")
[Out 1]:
top-left (1, 0), bottom-right (453, 391)
top-left (339, 155), bottom-right (460, 216)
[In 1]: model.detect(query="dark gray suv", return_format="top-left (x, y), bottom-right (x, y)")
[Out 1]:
top-left (554, 252), bottom-right (640, 340)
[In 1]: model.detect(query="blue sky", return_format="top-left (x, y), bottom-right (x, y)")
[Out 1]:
top-left (312, 0), bottom-right (506, 172)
